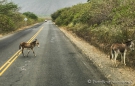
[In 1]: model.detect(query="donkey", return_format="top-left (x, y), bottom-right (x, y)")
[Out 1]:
top-left (19, 39), bottom-right (40, 57)
top-left (110, 40), bottom-right (134, 66)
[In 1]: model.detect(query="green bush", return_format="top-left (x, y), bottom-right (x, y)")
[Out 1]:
top-left (0, 2), bottom-right (18, 15)
top-left (0, 1), bottom-right (43, 34)
top-left (23, 12), bottom-right (38, 20)
top-left (0, 14), bottom-right (15, 32)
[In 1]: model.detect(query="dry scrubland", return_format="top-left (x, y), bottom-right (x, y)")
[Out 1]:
top-left (51, 0), bottom-right (135, 68)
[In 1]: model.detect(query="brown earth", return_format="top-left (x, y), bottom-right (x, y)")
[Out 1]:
top-left (60, 27), bottom-right (135, 86)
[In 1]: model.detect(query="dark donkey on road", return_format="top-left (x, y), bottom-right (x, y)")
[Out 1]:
top-left (19, 39), bottom-right (40, 57)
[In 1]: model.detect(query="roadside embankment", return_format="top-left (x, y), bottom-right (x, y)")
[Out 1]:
top-left (60, 27), bottom-right (135, 86)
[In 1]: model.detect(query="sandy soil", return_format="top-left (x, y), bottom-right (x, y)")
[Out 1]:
top-left (60, 28), bottom-right (135, 86)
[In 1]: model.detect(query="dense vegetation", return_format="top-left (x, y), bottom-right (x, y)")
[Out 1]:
top-left (23, 12), bottom-right (38, 20)
top-left (0, 1), bottom-right (44, 34)
top-left (51, 0), bottom-right (135, 67)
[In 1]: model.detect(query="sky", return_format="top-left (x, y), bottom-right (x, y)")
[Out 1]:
top-left (7, 0), bottom-right (87, 16)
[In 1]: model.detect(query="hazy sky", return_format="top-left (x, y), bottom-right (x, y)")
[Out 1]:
top-left (8, 0), bottom-right (87, 16)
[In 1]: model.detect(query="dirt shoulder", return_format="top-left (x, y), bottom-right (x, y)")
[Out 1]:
top-left (60, 28), bottom-right (135, 86)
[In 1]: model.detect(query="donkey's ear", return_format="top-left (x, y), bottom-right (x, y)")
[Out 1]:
top-left (129, 39), bottom-right (135, 42)
top-left (126, 39), bottom-right (134, 42)
top-left (127, 39), bottom-right (132, 41)
top-left (125, 39), bottom-right (132, 44)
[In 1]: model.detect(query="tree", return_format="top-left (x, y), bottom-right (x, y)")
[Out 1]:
top-left (87, 0), bottom-right (90, 2)
top-left (0, 2), bottom-right (18, 15)
top-left (23, 12), bottom-right (38, 20)
top-left (0, 0), bottom-right (7, 4)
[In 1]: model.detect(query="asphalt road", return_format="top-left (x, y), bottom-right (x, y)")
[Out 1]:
top-left (0, 21), bottom-right (111, 86)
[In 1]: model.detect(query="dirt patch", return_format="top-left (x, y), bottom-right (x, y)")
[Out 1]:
top-left (60, 28), bottom-right (135, 86)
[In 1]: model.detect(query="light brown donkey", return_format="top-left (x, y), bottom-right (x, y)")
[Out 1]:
top-left (19, 39), bottom-right (40, 57)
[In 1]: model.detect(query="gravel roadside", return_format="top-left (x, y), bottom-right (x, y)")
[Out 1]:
top-left (60, 27), bottom-right (135, 86)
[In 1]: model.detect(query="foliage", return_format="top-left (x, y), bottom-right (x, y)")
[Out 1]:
top-left (87, 0), bottom-right (90, 2)
top-left (0, 1), bottom-right (43, 34)
top-left (0, 2), bottom-right (18, 15)
top-left (0, 2), bottom-right (18, 32)
top-left (51, 0), bottom-right (135, 67)
top-left (51, 3), bottom-right (92, 26)
top-left (23, 12), bottom-right (38, 20)
top-left (0, 14), bottom-right (15, 32)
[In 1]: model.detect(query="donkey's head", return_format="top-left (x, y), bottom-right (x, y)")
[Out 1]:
top-left (125, 40), bottom-right (134, 51)
top-left (35, 39), bottom-right (40, 48)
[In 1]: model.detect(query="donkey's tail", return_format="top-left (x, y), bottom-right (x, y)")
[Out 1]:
top-left (19, 43), bottom-right (22, 50)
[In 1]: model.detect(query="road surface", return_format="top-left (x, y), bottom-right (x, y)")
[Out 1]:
top-left (0, 21), bottom-right (111, 86)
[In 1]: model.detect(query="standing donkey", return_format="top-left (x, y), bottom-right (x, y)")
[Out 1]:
top-left (110, 40), bottom-right (134, 66)
top-left (19, 39), bottom-right (40, 57)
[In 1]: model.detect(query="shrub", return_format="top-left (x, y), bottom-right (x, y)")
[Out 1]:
top-left (0, 1), bottom-right (42, 34)
top-left (0, 14), bottom-right (15, 32)
top-left (23, 12), bottom-right (38, 20)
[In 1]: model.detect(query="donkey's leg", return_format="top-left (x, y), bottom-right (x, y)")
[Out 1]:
top-left (123, 52), bottom-right (126, 65)
top-left (32, 49), bottom-right (36, 56)
top-left (114, 51), bottom-right (118, 67)
top-left (27, 49), bottom-right (30, 57)
top-left (120, 53), bottom-right (124, 64)
top-left (111, 50), bottom-right (115, 67)
top-left (111, 52), bottom-right (114, 60)
top-left (22, 48), bottom-right (25, 57)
